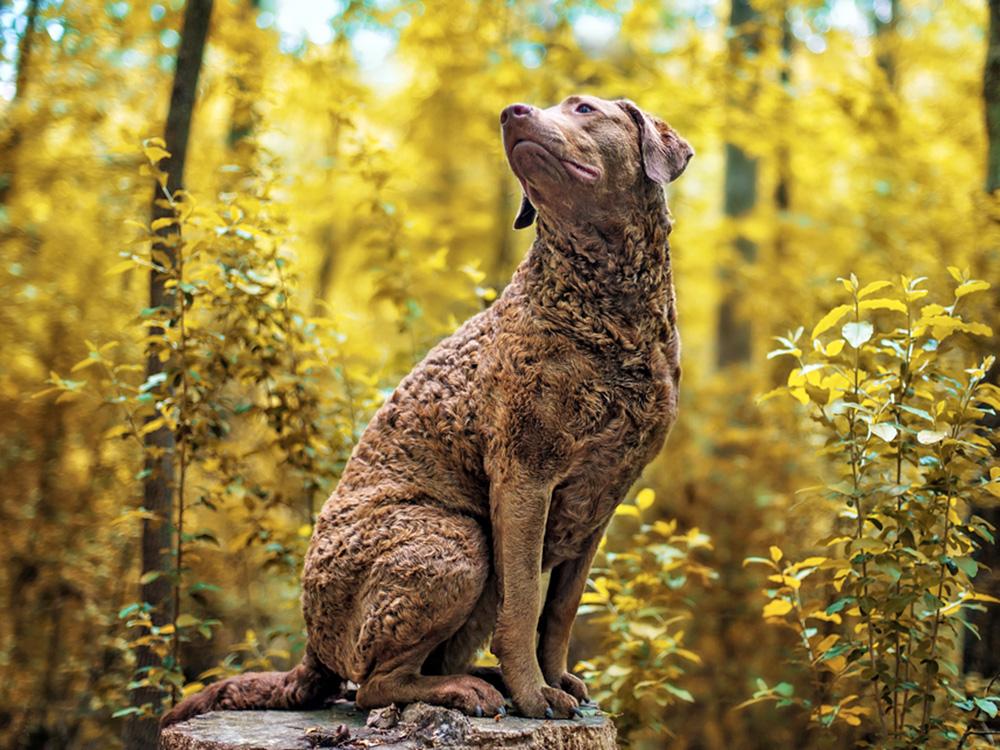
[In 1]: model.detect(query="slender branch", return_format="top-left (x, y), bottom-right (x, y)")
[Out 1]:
top-left (892, 295), bottom-right (914, 735)
top-left (846, 293), bottom-right (889, 739)
top-left (918, 376), bottom-right (976, 736)
top-left (171, 184), bottom-right (190, 706)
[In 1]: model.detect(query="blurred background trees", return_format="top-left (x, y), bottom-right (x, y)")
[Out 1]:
top-left (0, 0), bottom-right (997, 748)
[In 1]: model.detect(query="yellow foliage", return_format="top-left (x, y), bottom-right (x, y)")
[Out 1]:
top-left (2, 1), bottom-right (998, 748)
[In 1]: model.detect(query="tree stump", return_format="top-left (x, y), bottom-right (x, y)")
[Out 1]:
top-left (159, 701), bottom-right (617, 750)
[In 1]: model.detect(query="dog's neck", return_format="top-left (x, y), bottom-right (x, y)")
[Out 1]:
top-left (515, 185), bottom-right (678, 358)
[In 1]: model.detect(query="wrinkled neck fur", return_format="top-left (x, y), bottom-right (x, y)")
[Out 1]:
top-left (518, 185), bottom-right (678, 354)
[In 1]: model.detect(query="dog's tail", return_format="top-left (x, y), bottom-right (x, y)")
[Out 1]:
top-left (160, 649), bottom-right (343, 727)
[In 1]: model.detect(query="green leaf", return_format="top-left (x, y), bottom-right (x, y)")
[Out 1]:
top-left (974, 698), bottom-right (999, 718)
top-left (954, 556), bottom-right (979, 578)
top-left (774, 682), bottom-right (795, 698)
top-left (664, 683), bottom-right (694, 703)
top-left (899, 404), bottom-right (933, 422)
top-left (188, 581), bottom-right (221, 593)
top-left (826, 597), bottom-right (855, 615)
top-left (118, 603), bottom-right (142, 619)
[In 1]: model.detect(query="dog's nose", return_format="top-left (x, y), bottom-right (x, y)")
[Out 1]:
top-left (500, 103), bottom-right (534, 125)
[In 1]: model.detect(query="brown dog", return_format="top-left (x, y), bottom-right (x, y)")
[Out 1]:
top-left (162, 95), bottom-right (691, 726)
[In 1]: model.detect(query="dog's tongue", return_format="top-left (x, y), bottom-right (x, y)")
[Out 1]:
top-left (560, 159), bottom-right (600, 184)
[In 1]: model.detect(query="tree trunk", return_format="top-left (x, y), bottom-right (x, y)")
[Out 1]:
top-left (716, 0), bottom-right (758, 369)
top-left (962, 0), bottom-right (1000, 691)
top-left (874, 0), bottom-right (901, 89)
top-left (0, 0), bottom-right (40, 205)
top-left (985, 0), bottom-right (1000, 195)
top-left (123, 2), bottom-right (213, 748)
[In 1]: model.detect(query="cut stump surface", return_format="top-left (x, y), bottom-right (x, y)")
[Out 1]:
top-left (159, 701), bottom-right (617, 750)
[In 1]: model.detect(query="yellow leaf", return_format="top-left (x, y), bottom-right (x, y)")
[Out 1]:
top-left (675, 648), bottom-right (702, 664)
top-left (825, 340), bottom-right (845, 356)
top-left (615, 504), bottom-right (640, 518)
top-left (814, 634), bottom-right (839, 653)
top-left (970, 592), bottom-right (1000, 604)
top-left (857, 280), bottom-right (892, 299)
top-left (769, 545), bottom-right (783, 563)
top-left (787, 557), bottom-right (827, 575)
top-left (858, 298), bottom-right (906, 313)
top-left (652, 519), bottom-right (677, 536)
top-left (811, 304), bottom-right (853, 341)
top-left (144, 145), bottom-right (171, 164)
top-left (70, 356), bottom-right (99, 373)
top-left (825, 656), bottom-right (847, 673)
top-left (139, 418), bottom-right (167, 436)
top-left (823, 536), bottom-right (853, 547)
top-left (636, 488), bottom-right (655, 510)
top-left (182, 681), bottom-right (205, 697)
top-left (103, 424), bottom-right (131, 440)
top-left (150, 216), bottom-right (176, 232)
top-left (807, 610), bottom-right (843, 624)
top-left (762, 599), bottom-right (793, 618)
top-left (955, 279), bottom-right (990, 298)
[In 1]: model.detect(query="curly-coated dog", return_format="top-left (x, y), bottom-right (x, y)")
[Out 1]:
top-left (163, 94), bottom-right (692, 725)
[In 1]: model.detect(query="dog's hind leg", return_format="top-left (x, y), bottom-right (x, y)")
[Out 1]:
top-left (423, 576), bottom-right (509, 697)
top-left (346, 507), bottom-right (505, 717)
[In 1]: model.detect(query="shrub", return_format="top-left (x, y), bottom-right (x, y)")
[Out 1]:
top-left (576, 489), bottom-right (716, 740)
top-left (745, 273), bottom-right (1000, 748)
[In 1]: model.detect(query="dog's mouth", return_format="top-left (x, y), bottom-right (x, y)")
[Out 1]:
top-left (509, 139), bottom-right (601, 185)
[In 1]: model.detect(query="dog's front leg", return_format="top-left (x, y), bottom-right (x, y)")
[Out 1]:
top-left (537, 525), bottom-right (605, 703)
top-left (490, 471), bottom-right (579, 719)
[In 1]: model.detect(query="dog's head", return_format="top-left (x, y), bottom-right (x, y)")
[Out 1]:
top-left (500, 95), bottom-right (693, 230)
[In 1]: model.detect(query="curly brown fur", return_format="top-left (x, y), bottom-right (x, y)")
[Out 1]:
top-left (165, 94), bottom-right (692, 725)
top-left (161, 649), bottom-right (340, 726)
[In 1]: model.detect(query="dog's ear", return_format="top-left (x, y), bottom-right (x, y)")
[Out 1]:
top-left (616, 100), bottom-right (693, 184)
top-left (513, 192), bottom-right (537, 229)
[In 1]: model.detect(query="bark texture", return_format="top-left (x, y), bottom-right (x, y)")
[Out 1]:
top-left (159, 703), bottom-right (616, 750)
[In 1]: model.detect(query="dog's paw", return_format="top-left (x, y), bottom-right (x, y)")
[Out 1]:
top-left (546, 671), bottom-right (589, 703)
top-left (512, 684), bottom-right (579, 719)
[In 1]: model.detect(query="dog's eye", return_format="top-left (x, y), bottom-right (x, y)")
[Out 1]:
top-left (575, 103), bottom-right (595, 114)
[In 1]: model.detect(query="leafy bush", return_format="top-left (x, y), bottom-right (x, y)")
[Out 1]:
top-left (43, 142), bottom-right (355, 719)
top-left (745, 273), bottom-right (1000, 748)
top-left (576, 489), bottom-right (716, 741)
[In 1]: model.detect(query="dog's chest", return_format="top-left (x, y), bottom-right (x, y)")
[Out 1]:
top-left (540, 341), bottom-right (679, 567)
